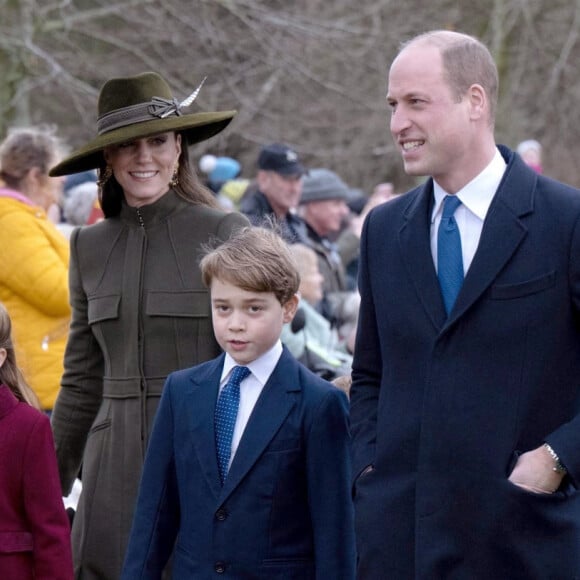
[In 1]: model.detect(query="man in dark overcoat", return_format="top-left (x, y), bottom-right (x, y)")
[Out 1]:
top-left (351, 30), bottom-right (580, 579)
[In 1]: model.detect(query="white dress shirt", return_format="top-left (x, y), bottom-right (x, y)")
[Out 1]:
top-left (431, 148), bottom-right (507, 275)
top-left (219, 340), bottom-right (283, 468)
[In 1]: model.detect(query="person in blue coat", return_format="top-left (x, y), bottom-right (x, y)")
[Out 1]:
top-left (122, 226), bottom-right (355, 579)
top-left (350, 29), bottom-right (580, 579)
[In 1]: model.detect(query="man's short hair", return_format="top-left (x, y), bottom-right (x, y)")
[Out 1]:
top-left (402, 30), bottom-right (499, 126)
top-left (200, 226), bottom-right (300, 305)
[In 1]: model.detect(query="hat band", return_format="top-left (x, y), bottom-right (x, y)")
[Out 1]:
top-left (96, 96), bottom-right (183, 135)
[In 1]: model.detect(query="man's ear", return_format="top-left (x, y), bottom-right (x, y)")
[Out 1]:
top-left (468, 83), bottom-right (487, 121)
top-left (282, 294), bottom-right (300, 324)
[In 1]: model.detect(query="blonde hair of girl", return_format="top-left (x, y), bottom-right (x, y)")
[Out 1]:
top-left (0, 302), bottom-right (41, 410)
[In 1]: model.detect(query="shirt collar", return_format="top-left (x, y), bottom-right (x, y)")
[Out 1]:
top-left (221, 340), bottom-right (283, 386)
top-left (432, 148), bottom-right (507, 222)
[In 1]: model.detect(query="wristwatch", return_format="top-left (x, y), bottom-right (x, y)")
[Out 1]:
top-left (543, 443), bottom-right (567, 474)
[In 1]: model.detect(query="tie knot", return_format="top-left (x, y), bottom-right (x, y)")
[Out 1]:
top-left (442, 195), bottom-right (462, 218)
top-left (229, 365), bottom-right (250, 387)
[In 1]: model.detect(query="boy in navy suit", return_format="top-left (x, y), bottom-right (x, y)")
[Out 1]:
top-left (122, 226), bottom-right (355, 579)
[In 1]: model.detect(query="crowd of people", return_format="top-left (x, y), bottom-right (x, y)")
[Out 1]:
top-left (0, 27), bottom-right (578, 580)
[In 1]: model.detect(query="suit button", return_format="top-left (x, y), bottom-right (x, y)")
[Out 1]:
top-left (215, 562), bottom-right (226, 573)
top-left (215, 508), bottom-right (228, 521)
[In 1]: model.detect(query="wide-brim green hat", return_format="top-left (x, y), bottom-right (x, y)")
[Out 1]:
top-left (49, 72), bottom-right (236, 177)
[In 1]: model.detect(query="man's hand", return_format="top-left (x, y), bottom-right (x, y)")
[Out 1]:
top-left (508, 445), bottom-right (565, 494)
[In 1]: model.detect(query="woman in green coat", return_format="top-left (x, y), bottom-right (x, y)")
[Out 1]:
top-left (49, 72), bottom-right (248, 579)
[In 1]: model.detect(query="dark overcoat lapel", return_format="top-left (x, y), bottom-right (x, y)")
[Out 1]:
top-left (398, 148), bottom-right (537, 331)
top-left (450, 155), bottom-right (535, 326)
top-left (398, 180), bottom-right (446, 330)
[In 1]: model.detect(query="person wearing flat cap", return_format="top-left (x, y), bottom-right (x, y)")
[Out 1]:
top-left (297, 168), bottom-right (360, 342)
top-left (49, 71), bottom-right (248, 579)
top-left (239, 142), bottom-right (309, 243)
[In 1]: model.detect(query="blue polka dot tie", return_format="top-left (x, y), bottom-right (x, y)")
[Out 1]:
top-left (215, 365), bottom-right (251, 485)
top-left (438, 195), bottom-right (464, 315)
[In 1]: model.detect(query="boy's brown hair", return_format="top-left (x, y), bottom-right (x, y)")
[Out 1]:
top-left (200, 226), bottom-right (300, 305)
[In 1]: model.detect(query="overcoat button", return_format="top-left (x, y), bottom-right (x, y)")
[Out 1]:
top-left (215, 562), bottom-right (226, 573)
top-left (215, 508), bottom-right (227, 521)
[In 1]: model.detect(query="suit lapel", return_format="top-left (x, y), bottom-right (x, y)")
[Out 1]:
top-left (399, 150), bottom-right (537, 330)
top-left (398, 181), bottom-right (447, 330)
top-left (446, 150), bottom-right (535, 326)
top-left (187, 355), bottom-right (225, 498)
top-left (219, 350), bottom-right (299, 502)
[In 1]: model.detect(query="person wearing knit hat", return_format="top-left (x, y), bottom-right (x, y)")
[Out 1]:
top-left (49, 71), bottom-right (249, 579)
top-left (300, 168), bottom-right (351, 236)
top-left (297, 168), bottom-right (359, 339)
top-left (300, 167), bottom-right (351, 202)
top-left (299, 168), bottom-right (351, 241)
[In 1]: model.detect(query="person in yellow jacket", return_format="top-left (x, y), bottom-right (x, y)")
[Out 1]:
top-left (0, 126), bottom-right (70, 411)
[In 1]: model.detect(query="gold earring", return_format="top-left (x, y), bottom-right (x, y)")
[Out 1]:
top-left (170, 163), bottom-right (179, 188)
top-left (98, 165), bottom-right (113, 195)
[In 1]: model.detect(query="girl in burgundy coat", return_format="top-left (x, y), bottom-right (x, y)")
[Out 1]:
top-left (0, 302), bottom-right (73, 579)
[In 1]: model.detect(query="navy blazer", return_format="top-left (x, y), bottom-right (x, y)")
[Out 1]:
top-left (122, 348), bottom-right (355, 579)
top-left (351, 147), bottom-right (580, 579)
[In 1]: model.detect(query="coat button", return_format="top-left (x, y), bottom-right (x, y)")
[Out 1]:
top-left (215, 562), bottom-right (226, 573)
top-left (215, 508), bottom-right (228, 521)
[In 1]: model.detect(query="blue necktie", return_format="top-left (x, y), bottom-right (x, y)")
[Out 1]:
top-left (215, 365), bottom-right (251, 484)
top-left (437, 195), bottom-right (464, 315)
